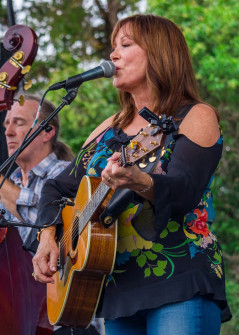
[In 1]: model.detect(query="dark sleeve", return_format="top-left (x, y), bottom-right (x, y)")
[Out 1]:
top-left (23, 140), bottom-right (99, 253)
top-left (22, 156), bottom-right (82, 253)
top-left (36, 157), bottom-right (82, 226)
top-left (132, 134), bottom-right (222, 241)
top-left (37, 136), bottom-right (101, 227)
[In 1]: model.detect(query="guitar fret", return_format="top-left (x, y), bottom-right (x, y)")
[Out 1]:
top-left (78, 181), bottom-right (110, 234)
top-left (70, 125), bottom-right (165, 242)
top-left (54, 120), bottom-right (172, 328)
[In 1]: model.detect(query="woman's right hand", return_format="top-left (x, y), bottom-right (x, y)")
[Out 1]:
top-left (32, 226), bottom-right (59, 284)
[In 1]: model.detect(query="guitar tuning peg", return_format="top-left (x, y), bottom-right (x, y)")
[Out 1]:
top-left (6, 85), bottom-right (17, 90)
top-left (130, 140), bottom-right (138, 150)
top-left (0, 71), bottom-right (17, 90)
top-left (10, 51), bottom-right (31, 74)
top-left (0, 71), bottom-right (8, 82)
top-left (21, 65), bottom-right (31, 74)
top-left (18, 95), bottom-right (25, 106)
top-left (139, 159), bottom-right (148, 169)
top-left (14, 95), bottom-right (25, 106)
top-left (24, 79), bottom-right (32, 90)
top-left (149, 154), bottom-right (157, 163)
top-left (0, 83), bottom-right (17, 90)
top-left (139, 131), bottom-right (147, 137)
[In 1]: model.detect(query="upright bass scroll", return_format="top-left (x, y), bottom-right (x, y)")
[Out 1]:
top-left (0, 25), bottom-right (38, 243)
top-left (0, 24), bottom-right (38, 111)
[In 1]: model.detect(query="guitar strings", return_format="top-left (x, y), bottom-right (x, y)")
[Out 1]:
top-left (57, 127), bottom-right (160, 258)
top-left (57, 148), bottom-right (129, 254)
top-left (58, 181), bottom-right (110, 252)
top-left (58, 128), bottom-right (154, 253)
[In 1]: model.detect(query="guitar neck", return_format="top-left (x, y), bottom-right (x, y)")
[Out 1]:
top-left (78, 181), bottom-right (110, 235)
top-left (77, 149), bottom-right (127, 233)
top-left (68, 124), bottom-right (166, 237)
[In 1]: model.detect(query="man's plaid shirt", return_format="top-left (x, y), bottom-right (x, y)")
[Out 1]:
top-left (0, 152), bottom-right (70, 244)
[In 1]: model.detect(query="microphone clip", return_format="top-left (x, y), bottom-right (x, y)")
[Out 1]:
top-left (62, 88), bottom-right (78, 104)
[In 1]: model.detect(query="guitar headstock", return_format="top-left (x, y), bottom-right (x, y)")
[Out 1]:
top-left (0, 25), bottom-right (38, 111)
top-left (121, 123), bottom-right (166, 167)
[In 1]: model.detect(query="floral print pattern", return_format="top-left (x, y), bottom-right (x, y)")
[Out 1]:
top-left (183, 190), bottom-right (223, 278)
top-left (72, 127), bottom-right (224, 283)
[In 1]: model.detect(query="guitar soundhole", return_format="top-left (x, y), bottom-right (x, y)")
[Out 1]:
top-left (72, 215), bottom-right (79, 250)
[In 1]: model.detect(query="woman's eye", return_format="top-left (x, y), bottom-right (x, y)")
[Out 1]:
top-left (122, 44), bottom-right (130, 47)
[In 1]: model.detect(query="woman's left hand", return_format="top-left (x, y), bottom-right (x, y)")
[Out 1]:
top-left (101, 152), bottom-right (154, 201)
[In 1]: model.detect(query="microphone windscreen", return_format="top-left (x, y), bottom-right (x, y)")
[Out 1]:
top-left (100, 60), bottom-right (116, 78)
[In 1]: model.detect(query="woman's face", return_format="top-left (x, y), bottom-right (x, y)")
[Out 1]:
top-left (110, 24), bottom-right (148, 95)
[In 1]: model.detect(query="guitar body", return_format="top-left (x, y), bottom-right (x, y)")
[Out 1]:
top-left (47, 119), bottom-right (169, 328)
top-left (47, 175), bottom-right (117, 328)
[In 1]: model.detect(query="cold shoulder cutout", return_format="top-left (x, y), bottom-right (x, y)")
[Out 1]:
top-left (31, 104), bottom-right (231, 324)
top-left (179, 104), bottom-right (220, 147)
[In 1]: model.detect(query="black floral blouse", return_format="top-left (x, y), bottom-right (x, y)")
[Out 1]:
top-left (34, 106), bottom-right (231, 323)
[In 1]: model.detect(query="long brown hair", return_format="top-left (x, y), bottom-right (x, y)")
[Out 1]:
top-left (23, 94), bottom-right (74, 161)
top-left (111, 14), bottom-right (202, 129)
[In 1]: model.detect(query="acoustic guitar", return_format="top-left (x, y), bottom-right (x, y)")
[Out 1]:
top-left (0, 25), bottom-right (38, 243)
top-left (47, 120), bottom-right (166, 328)
top-left (47, 121), bottom-right (167, 328)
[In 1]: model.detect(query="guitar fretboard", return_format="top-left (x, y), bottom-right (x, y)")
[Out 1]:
top-left (63, 124), bottom-right (165, 242)
top-left (76, 181), bottom-right (110, 235)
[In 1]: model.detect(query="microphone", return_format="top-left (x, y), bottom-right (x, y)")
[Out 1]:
top-left (49, 60), bottom-right (116, 91)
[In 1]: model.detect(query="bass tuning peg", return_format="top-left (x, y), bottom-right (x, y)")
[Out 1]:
top-left (23, 79), bottom-right (32, 90)
top-left (10, 51), bottom-right (31, 74)
top-left (14, 94), bottom-right (25, 106)
top-left (0, 72), bottom-right (17, 90)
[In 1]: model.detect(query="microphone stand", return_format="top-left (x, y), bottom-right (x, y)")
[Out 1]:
top-left (0, 197), bottom-right (73, 229)
top-left (0, 87), bottom-right (78, 230)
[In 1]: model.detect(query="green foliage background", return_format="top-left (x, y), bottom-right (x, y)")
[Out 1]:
top-left (0, 0), bottom-right (238, 333)
top-left (147, 1), bottom-right (239, 333)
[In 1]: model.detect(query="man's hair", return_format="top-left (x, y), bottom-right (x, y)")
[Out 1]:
top-left (23, 94), bottom-right (74, 161)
